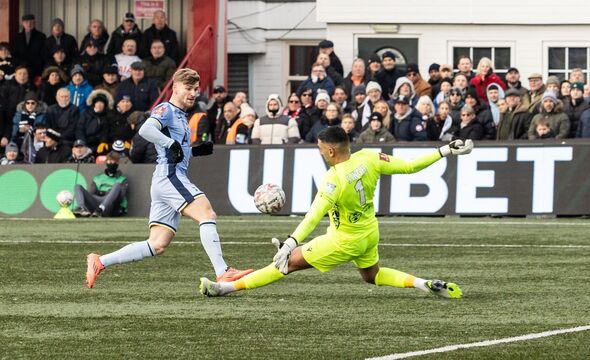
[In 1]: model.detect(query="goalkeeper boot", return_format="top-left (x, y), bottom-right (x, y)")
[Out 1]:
top-left (200, 277), bottom-right (225, 297)
top-left (86, 253), bottom-right (105, 289)
top-left (426, 280), bottom-right (462, 299)
top-left (216, 267), bottom-right (254, 282)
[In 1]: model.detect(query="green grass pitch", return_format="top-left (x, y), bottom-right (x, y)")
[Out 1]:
top-left (1, 217), bottom-right (589, 359)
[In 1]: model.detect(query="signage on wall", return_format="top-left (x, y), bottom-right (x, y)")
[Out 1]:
top-left (135, 1), bottom-right (165, 18)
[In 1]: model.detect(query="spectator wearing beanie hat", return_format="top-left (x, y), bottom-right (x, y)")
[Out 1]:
top-left (38, 66), bottom-right (68, 106)
top-left (45, 17), bottom-right (79, 65)
top-left (11, 91), bottom-right (46, 146)
top-left (105, 93), bottom-right (134, 152)
top-left (564, 82), bottom-right (589, 137)
top-left (367, 54), bottom-right (382, 78)
top-left (358, 111), bottom-right (395, 144)
top-left (67, 64), bottom-right (93, 114)
top-left (47, 45), bottom-right (72, 76)
top-left (545, 75), bottom-right (561, 95)
top-left (76, 89), bottom-right (114, 153)
top-left (0, 142), bottom-right (21, 165)
top-left (318, 39), bottom-right (343, 77)
top-left (79, 38), bottom-right (111, 87)
top-left (428, 63), bottom-right (442, 96)
top-left (35, 128), bottom-right (71, 163)
top-left (463, 87), bottom-right (496, 140)
top-left (528, 90), bottom-right (570, 139)
top-left (95, 64), bottom-right (120, 99)
top-left (406, 63), bottom-right (432, 98)
top-left (354, 81), bottom-right (383, 132)
top-left (110, 139), bottom-right (131, 163)
top-left (374, 51), bottom-right (403, 100)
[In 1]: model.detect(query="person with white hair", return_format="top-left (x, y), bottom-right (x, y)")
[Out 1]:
top-left (469, 57), bottom-right (506, 103)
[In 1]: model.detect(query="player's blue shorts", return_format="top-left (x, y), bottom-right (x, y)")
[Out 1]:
top-left (148, 173), bottom-right (204, 233)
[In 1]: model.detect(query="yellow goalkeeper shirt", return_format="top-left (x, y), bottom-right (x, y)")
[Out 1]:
top-left (291, 149), bottom-right (442, 242)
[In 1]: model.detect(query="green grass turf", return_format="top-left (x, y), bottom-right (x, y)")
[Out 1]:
top-left (0, 217), bottom-right (589, 359)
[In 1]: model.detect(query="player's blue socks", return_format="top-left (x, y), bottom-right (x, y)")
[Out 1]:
top-left (199, 220), bottom-right (228, 277)
top-left (100, 240), bottom-right (156, 267)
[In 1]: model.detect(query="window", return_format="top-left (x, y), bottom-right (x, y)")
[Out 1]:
top-left (453, 47), bottom-right (511, 74)
top-left (287, 44), bottom-right (317, 95)
top-left (548, 47), bottom-right (589, 82)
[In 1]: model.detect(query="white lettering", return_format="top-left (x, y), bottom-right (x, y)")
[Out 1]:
top-left (456, 148), bottom-right (508, 214)
top-left (390, 148), bottom-right (448, 213)
top-left (516, 147), bottom-right (573, 213)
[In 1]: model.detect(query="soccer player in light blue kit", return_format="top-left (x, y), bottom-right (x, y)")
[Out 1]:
top-left (86, 68), bottom-right (253, 288)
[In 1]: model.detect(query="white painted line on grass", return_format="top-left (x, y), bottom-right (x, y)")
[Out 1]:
top-left (0, 239), bottom-right (589, 249)
top-left (366, 325), bottom-right (590, 360)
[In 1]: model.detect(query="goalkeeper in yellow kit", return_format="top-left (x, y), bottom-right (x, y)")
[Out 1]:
top-left (200, 126), bottom-right (473, 299)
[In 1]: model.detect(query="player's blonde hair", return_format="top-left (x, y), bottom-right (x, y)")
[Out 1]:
top-left (173, 68), bottom-right (200, 86)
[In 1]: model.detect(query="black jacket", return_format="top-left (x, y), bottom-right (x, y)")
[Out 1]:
top-left (107, 25), bottom-right (143, 57)
top-left (80, 31), bottom-right (110, 54)
top-left (11, 28), bottom-right (47, 77)
top-left (390, 109), bottom-right (427, 141)
top-left (44, 103), bottom-right (80, 142)
top-left (116, 77), bottom-right (159, 112)
top-left (142, 25), bottom-right (180, 63)
top-left (450, 119), bottom-right (485, 140)
top-left (45, 33), bottom-right (79, 64)
top-left (106, 109), bottom-right (134, 143)
top-left (35, 143), bottom-right (70, 163)
top-left (0, 80), bottom-right (36, 139)
top-left (563, 98), bottom-right (589, 138)
top-left (375, 67), bottom-right (404, 100)
top-left (130, 116), bottom-right (157, 163)
top-left (78, 53), bottom-right (112, 87)
top-left (76, 108), bottom-right (109, 150)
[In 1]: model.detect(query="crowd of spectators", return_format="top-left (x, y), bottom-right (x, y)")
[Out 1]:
top-left (3, 18), bottom-right (590, 166)
top-left (0, 10), bottom-right (178, 164)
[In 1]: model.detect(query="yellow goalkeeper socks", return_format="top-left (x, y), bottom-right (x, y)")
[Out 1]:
top-left (234, 263), bottom-right (285, 290)
top-left (374, 267), bottom-right (416, 288)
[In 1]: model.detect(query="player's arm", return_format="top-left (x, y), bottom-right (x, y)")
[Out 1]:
top-left (138, 117), bottom-right (183, 163)
top-left (379, 140), bottom-right (473, 175)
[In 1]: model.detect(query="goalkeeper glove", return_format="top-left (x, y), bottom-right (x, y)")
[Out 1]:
top-left (272, 236), bottom-right (297, 275)
top-left (191, 141), bottom-right (214, 157)
top-left (438, 139), bottom-right (474, 157)
top-left (169, 141), bottom-right (184, 163)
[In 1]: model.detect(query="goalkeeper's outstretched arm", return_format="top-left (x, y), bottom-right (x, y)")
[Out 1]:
top-left (289, 194), bottom-right (333, 244)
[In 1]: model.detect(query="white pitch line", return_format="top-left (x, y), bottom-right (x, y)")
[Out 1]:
top-left (0, 239), bottom-right (588, 249)
top-left (366, 325), bottom-right (590, 360)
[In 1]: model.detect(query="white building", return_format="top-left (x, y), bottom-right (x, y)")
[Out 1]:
top-left (228, 0), bottom-right (590, 111)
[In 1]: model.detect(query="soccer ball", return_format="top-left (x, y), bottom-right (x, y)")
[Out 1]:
top-left (254, 183), bottom-right (286, 214)
top-left (56, 190), bottom-right (73, 207)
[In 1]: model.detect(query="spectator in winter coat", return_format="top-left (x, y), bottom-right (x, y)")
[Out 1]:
top-left (10, 14), bottom-right (46, 78)
top-left (306, 102), bottom-right (342, 143)
top-left (127, 111), bottom-right (157, 163)
top-left (433, 78), bottom-right (453, 110)
top-left (448, 87), bottom-right (465, 124)
top-left (107, 13), bottom-right (143, 58)
top-left (310, 90), bottom-right (331, 125)
top-left (456, 55), bottom-right (475, 81)
top-left (452, 73), bottom-right (469, 95)
top-left (115, 39), bottom-right (142, 80)
top-left (350, 85), bottom-right (367, 124)
top-left (206, 85), bottom-right (231, 140)
top-left (35, 128), bottom-right (70, 163)
top-left (374, 51), bottom-right (403, 100)
top-left (11, 92), bottom-right (46, 147)
top-left (80, 19), bottom-right (109, 54)
top-left (576, 107), bottom-right (590, 138)
top-left (116, 61), bottom-right (159, 111)
top-left (251, 94), bottom-right (300, 144)
top-left (67, 139), bottom-right (95, 163)
top-left (105, 94), bottom-right (134, 150)
top-left (390, 95), bottom-right (427, 141)
top-left (388, 77), bottom-right (418, 108)
top-left (215, 102), bottom-right (250, 144)
top-left (95, 64), bottom-right (120, 100)
top-left (545, 76), bottom-right (561, 95)
top-left (406, 64), bottom-right (432, 99)
top-left (142, 10), bottom-right (179, 63)
top-left (355, 81), bottom-right (382, 132)
top-left (44, 88), bottom-right (80, 143)
top-left (427, 63), bottom-right (442, 97)
top-left (316, 53), bottom-right (343, 87)
top-left (464, 87), bottom-right (496, 140)
top-left (486, 83), bottom-right (505, 126)
top-left (45, 18), bottom-right (79, 65)
top-left (415, 95), bottom-right (436, 136)
top-left (563, 82), bottom-right (589, 137)
top-left (372, 100), bottom-right (393, 131)
top-left (46, 46), bottom-right (72, 77)
top-left (76, 89), bottom-right (114, 153)
top-left (449, 105), bottom-right (484, 141)
top-left (343, 58), bottom-right (370, 99)
top-left (38, 66), bottom-right (68, 106)
top-left (340, 113), bottom-right (360, 143)
top-left (504, 67), bottom-right (529, 101)
top-left (296, 63), bottom-right (335, 99)
top-left (531, 119), bottom-right (556, 140)
top-left (528, 91), bottom-right (570, 139)
top-left (497, 88), bottom-right (531, 140)
top-left (143, 39), bottom-right (176, 90)
top-left (66, 64), bottom-right (93, 114)
top-left (469, 57), bottom-right (506, 104)
top-left (0, 42), bottom-right (16, 84)
top-left (366, 54), bottom-right (381, 79)
top-left (357, 111), bottom-right (395, 144)
top-left (318, 39), bottom-right (343, 77)
top-left (0, 66), bottom-right (36, 149)
top-left (332, 86), bottom-right (354, 114)
top-left (78, 39), bottom-right (111, 87)
top-left (282, 92), bottom-right (312, 141)
top-left (0, 141), bottom-right (20, 165)
top-left (426, 100), bottom-right (454, 141)
top-left (526, 73), bottom-right (546, 115)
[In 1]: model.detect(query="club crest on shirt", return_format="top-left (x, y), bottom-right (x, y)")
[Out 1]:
top-left (152, 105), bottom-right (166, 117)
top-left (379, 153), bottom-right (389, 162)
top-left (325, 182), bottom-right (336, 194)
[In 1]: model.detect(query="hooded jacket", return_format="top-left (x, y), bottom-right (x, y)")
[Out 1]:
top-left (528, 99), bottom-right (570, 139)
top-left (76, 89), bottom-right (114, 149)
top-left (251, 95), bottom-right (300, 144)
top-left (486, 83), bottom-right (506, 126)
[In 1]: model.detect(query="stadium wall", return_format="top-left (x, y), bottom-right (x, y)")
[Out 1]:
top-left (1, 141), bottom-right (589, 218)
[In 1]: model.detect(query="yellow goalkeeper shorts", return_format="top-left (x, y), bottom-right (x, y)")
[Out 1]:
top-left (301, 226), bottom-right (380, 273)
